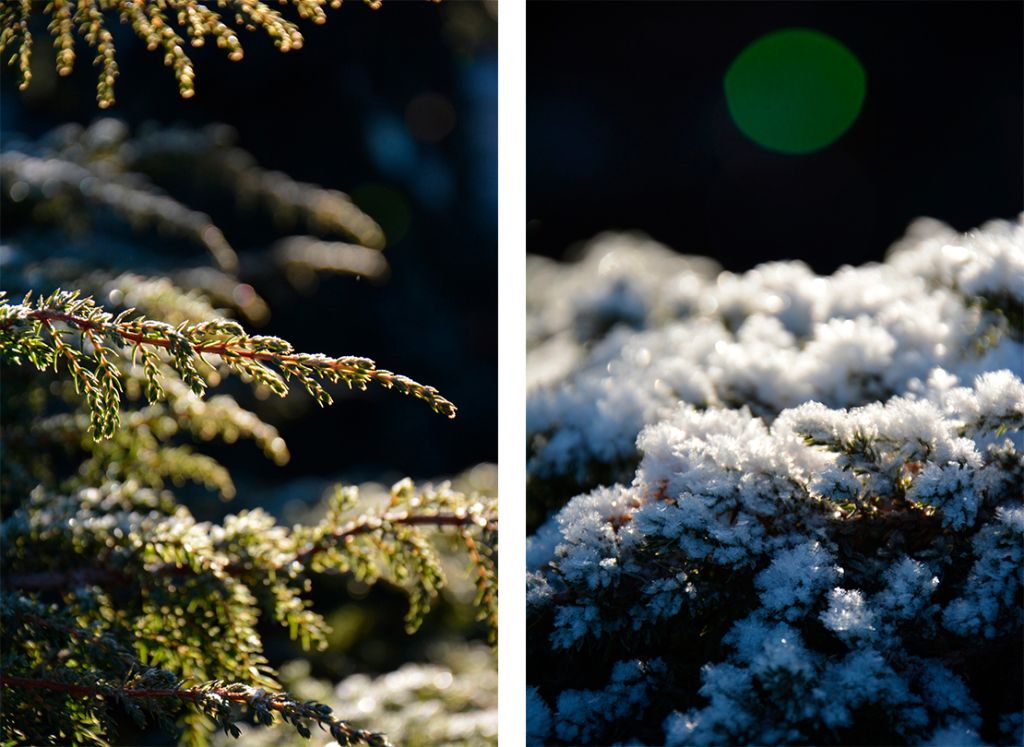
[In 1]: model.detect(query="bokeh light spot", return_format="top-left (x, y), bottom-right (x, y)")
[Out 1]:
top-left (724, 28), bottom-right (866, 154)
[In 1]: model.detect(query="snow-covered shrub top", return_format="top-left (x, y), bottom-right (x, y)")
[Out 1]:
top-left (527, 218), bottom-right (1023, 486)
top-left (527, 217), bottom-right (1024, 746)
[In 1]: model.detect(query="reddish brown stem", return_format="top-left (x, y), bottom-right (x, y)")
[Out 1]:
top-left (1, 674), bottom-right (200, 701)
top-left (3, 307), bottom-right (457, 417)
top-left (8, 309), bottom-right (369, 377)
top-left (292, 511), bottom-right (497, 568)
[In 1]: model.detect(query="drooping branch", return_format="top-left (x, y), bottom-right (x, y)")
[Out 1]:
top-left (0, 291), bottom-right (457, 435)
top-left (21, 307), bottom-right (455, 416)
top-left (1, 0), bottom-right (392, 107)
top-left (0, 674), bottom-right (393, 746)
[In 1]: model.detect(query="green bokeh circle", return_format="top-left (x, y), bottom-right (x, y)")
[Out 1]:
top-left (724, 28), bottom-right (866, 154)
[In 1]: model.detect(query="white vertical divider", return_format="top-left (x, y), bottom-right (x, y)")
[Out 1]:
top-left (497, 0), bottom-right (527, 744)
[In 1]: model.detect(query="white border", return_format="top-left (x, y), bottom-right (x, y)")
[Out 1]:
top-left (497, 0), bottom-right (526, 744)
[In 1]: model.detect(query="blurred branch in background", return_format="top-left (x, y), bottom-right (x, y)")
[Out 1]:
top-left (2, 119), bottom-right (384, 284)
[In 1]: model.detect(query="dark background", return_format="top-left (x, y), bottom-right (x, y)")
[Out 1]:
top-left (528, 0), bottom-right (1023, 273)
top-left (2, 1), bottom-right (498, 485)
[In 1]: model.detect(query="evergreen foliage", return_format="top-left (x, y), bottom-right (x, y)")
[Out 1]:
top-left (2, 119), bottom-right (496, 745)
top-left (0, 0), bottom-right (398, 107)
top-left (526, 217), bottom-right (1023, 745)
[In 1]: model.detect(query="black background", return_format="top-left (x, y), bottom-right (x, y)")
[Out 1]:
top-left (528, 1), bottom-right (1023, 273)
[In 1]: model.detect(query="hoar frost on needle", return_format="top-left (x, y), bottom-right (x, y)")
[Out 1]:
top-left (526, 217), bottom-right (1024, 745)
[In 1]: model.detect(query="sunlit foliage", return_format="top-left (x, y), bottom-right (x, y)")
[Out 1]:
top-left (0, 0), bottom-right (392, 107)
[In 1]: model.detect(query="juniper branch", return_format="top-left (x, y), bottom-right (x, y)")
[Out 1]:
top-left (0, 674), bottom-right (393, 746)
top-left (0, 290), bottom-right (457, 436)
top-left (4, 478), bottom-right (497, 642)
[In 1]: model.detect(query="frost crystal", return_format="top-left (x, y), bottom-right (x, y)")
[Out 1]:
top-left (820, 588), bottom-right (876, 642)
top-left (755, 542), bottom-right (840, 621)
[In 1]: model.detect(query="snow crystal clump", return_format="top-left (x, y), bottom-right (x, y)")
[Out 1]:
top-left (526, 687), bottom-right (552, 746)
top-left (755, 542), bottom-right (840, 621)
top-left (553, 659), bottom-right (667, 744)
